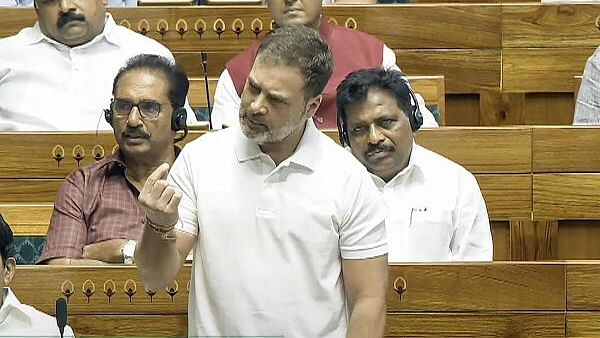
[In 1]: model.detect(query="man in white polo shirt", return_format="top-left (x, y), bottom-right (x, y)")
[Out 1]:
top-left (337, 68), bottom-right (493, 262)
top-left (135, 26), bottom-right (388, 338)
top-left (0, 0), bottom-right (193, 131)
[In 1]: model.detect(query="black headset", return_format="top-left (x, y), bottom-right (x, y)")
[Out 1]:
top-left (337, 78), bottom-right (423, 147)
top-left (104, 100), bottom-right (188, 132)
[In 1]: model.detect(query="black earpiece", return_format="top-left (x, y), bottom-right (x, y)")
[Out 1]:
top-left (170, 107), bottom-right (187, 132)
top-left (406, 86), bottom-right (423, 132)
top-left (104, 108), bottom-right (113, 126)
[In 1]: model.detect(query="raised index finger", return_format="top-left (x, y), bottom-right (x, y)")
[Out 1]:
top-left (141, 162), bottom-right (170, 195)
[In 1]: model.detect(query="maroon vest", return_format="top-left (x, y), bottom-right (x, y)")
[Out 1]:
top-left (226, 18), bottom-right (384, 129)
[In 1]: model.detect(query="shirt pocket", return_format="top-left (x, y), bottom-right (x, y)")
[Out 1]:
top-left (409, 207), bottom-right (453, 249)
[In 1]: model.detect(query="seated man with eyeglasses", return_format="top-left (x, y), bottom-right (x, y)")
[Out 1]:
top-left (38, 54), bottom-right (189, 265)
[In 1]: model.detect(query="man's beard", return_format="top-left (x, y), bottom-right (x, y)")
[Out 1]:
top-left (240, 111), bottom-right (307, 145)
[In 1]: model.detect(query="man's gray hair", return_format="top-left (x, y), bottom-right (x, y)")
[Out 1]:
top-left (256, 25), bottom-right (333, 99)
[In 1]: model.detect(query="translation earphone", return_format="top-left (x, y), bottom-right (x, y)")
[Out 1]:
top-left (337, 78), bottom-right (423, 147)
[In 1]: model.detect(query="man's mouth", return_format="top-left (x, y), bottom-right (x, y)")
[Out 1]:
top-left (366, 147), bottom-right (393, 159)
top-left (124, 131), bottom-right (149, 139)
top-left (284, 7), bottom-right (303, 14)
top-left (57, 15), bottom-right (85, 29)
top-left (243, 116), bottom-right (267, 129)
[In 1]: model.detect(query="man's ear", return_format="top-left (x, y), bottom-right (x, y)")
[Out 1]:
top-left (304, 94), bottom-right (323, 119)
top-left (3, 257), bottom-right (16, 287)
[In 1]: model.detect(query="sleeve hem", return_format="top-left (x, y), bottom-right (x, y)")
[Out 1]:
top-left (341, 242), bottom-right (388, 260)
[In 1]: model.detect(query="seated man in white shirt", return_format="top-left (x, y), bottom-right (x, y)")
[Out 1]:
top-left (0, 214), bottom-right (75, 336)
top-left (336, 68), bottom-right (493, 262)
top-left (0, 0), bottom-right (194, 131)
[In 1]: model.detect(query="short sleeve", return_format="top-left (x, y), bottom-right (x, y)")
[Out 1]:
top-left (339, 169), bottom-right (388, 259)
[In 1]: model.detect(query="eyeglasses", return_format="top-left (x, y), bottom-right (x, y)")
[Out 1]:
top-left (111, 99), bottom-right (163, 120)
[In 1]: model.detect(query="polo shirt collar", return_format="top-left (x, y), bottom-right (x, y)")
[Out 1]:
top-left (235, 119), bottom-right (320, 171)
top-left (0, 288), bottom-right (31, 325)
top-left (25, 13), bottom-right (117, 47)
top-left (371, 140), bottom-right (421, 189)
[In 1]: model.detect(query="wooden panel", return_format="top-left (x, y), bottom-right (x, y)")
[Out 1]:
top-left (0, 179), bottom-right (62, 202)
top-left (396, 49), bottom-right (500, 93)
top-left (491, 221), bottom-right (510, 261)
top-left (0, 133), bottom-right (118, 179)
top-left (476, 174), bottom-right (532, 220)
top-left (322, 6), bottom-right (502, 49)
top-left (533, 127), bottom-right (600, 173)
top-left (408, 75), bottom-right (446, 126)
top-left (0, 132), bottom-right (205, 179)
top-left (445, 94), bottom-right (481, 126)
top-left (0, 6), bottom-right (501, 48)
top-left (10, 265), bottom-right (192, 315)
top-left (387, 263), bottom-right (565, 311)
top-left (0, 204), bottom-right (53, 236)
top-left (503, 48), bottom-right (594, 92)
top-left (523, 92), bottom-right (575, 125)
top-left (567, 264), bottom-right (600, 310)
top-left (69, 314), bottom-right (187, 336)
top-left (189, 77), bottom-right (217, 108)
top-left (415, 127), bottom-right (532, 173)
top-left (567, 312), bottom-right (600, 337)
top-left (479, 90), bottom-right (525, 125)
top-left (175, 51), bottom-right (232, 78)
top-left (558, 220), bottom-right (600, 260)
top-left (386, 312), bottom-right (565, 337)
top-left (510, 220), bottom-right (558, 260)
top-left (502, 4), bottom-right (600, 48)
top-left (533, 174), bottom-right (600, 220)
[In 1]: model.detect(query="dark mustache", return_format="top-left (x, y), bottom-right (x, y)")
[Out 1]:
top-left (366, 143), bottom-right (394, 155)
top-left (123, 128), bottom-right (149, 138)
top-left (57, 12), bottom-right (85, 29)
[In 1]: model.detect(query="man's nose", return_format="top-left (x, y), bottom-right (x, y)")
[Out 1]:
top-left (368, 124), bottom-right (384, 144)
top-left (126, 107), bottom-right (143, 127)
top-left (58, 0), bottom-right (76, 13)
top-left (248, 95), bottom-right (268, 116)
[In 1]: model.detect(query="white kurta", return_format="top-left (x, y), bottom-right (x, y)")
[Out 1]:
top-left (373, 144), bottom-right (493, 262)
top-left (0, 288), bottom-right (74, 337)
top-left (0, 14), bottom-right (194, 131)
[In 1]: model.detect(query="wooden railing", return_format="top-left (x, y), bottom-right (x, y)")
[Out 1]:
top-left (9, 262), bottom-right (600, 337)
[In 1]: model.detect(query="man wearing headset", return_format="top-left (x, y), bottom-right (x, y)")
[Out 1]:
top-left (337, 68), bottom-right (493, 262)
top-left (38, 54), bottom-right (188, 265)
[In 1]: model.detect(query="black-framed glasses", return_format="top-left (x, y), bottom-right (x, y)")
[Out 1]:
top-left (111, 98), bottom-right (163, 120)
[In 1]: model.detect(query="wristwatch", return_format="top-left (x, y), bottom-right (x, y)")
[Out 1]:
top-left (122, 240), bottom-right (137, 264)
